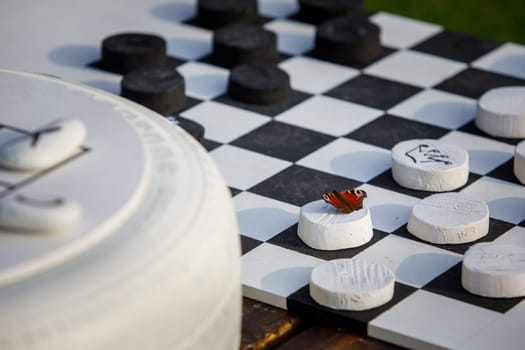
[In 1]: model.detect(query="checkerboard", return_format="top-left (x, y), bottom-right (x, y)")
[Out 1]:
top-left (2, 0), bottom-right (525, 348)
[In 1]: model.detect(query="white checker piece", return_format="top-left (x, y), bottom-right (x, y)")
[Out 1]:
top-left (177, 61), bottom-right (229, 100)
top-left (359, 184), bottom-right (420, 233)
top-left (439, 130), bottom-right (515, 175)
top-left (297, 138), bottom-right (391, 182)
top-left (461, 176), bottom-right (525, 225)
top-left (264, 19), bottom-right (316, 55)
top-left (388, 89), bottom-right (477, 130)
top-left (369, 290), bottom-right (501, 350)
top-left (354, 234), bottom-right (461, 288)
top-left (279, 56), bottom-right (359, 94)
top-left (242, 243), bottom-right (323, 310)
top-left (210, 145), bottom-right (291, 191)
top-left (180, 101), bottom-right (269, 143)
top-left (365, 50), bottom-right (466, 88)
top-left (369, 12), bottom-right (442, 49)
top-left (276, 95), bottom-right (383, 137)
top-left (472, 42), bottom-right (525, 80)
top-left (234, 192), bottom-right (299, 242)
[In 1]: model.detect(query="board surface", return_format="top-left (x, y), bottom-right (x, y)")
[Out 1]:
top-left (2, 0), bottom-right (525, 349)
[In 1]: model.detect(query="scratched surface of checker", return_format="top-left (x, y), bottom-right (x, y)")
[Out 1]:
top-left (2, 0), bottom-right (525, 348)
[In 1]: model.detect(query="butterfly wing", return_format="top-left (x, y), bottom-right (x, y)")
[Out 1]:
top-left (322, 189), bottom-right (367, 213)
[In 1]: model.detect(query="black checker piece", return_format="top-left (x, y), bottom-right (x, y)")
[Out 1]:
top-left (295, 0), bottom-right (364, 24)
top-left (211, 23), bottom-right (278, 68)
top-left (192, 0), bottom-right (258, 29)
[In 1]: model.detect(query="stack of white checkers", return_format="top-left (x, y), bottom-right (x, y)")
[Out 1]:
top-left (0, 70), bottom-right (241, 350)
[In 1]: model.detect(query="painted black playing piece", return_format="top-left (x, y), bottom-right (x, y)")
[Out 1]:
top-left (297, 0), bottom-right (364, 24)
top-left (228, 63), bottom-right (291, 105)
top-left (195, 0), bottom-right (258, 29)
top-left (98, 33), bottom-right (167, 74)
top-left (121, 66), bottom-right (186, 115)
top-left (212, 23), bottom-right (278, 68)
top-left (314, 16), bottom-right (381, 65)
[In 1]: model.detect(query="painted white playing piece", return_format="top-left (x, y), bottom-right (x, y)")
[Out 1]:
top-left (462, 242), bottom-right (525, 298)
top-left (476, 86), bottom-right (525, 138)
top-left (407, 192), bottom-right (489, 244)
top-left (0, 118), bottom-right (86, 171)
top-left (310, 258), bottom-right (395, 311)
top-left (0, 193), bottom-right (82, 233)
top-left (391, 139), bottom-right (469, 191)
top-left (514, 140), bottom-right (525, 185)
top-left (298, 200), bottom-right (373, 250)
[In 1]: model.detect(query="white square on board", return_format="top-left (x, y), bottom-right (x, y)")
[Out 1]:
top-left (365, 50), bottom-right (466, 88)
top-left (279, 56), bottom-right (359, 94)
top-left (355, 234), bottom-right (462, 288)
top-left (388, 89), bottom-right (477, 130)
top-left (369, 12), bottom-right (442, 49)
top-left (275, 95), bottom-right (383, 137)
top-left (258, 0), bottom-right (299, 18)
top-left (264, 19), bottom-right (316, 55)
top-left (439, 131), bottom-right (514, 175)
top-left (234, 192), bottom-right (299, 241)
top-left (242, 243), bottom-right (323, 309)
top-left (210, 145), bottom-right (291, 190)
top-left (177, 61), bottom-right (229, 100)
top-left (167, 24), bottom-right (212, 60)
top-left (494, 226), bottom-right (525, 247)
top-left (462, 300), bottom-right (525, 350)
top-left (180, 101), bottom-right (269, 143)
top-left (369, 290), bottom-right (501, 350)
top-left (461, 177), bottom-right (525, 225)
top-left (472, 42), bottom-right (525, 80)
top-left (297, 138), bottom-right (391, 182)
top-left (358, 184), bottom-right (419, 233)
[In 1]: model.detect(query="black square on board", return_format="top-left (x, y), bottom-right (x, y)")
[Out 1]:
top-left (346, 114), bottom-right (450, 150)
top-left (241, 235), bottom-right (263, 255)
top-left (435, 68), bottom-right (525, 99)
top-left (458, 121), bottom-right (523, 146)
top-left (487, 159), bottom-right (523, 185)
top-left (215, 90), bottom-right (311, 117)
top-left (248, 165), bottom-right (362, 207)
top-left (423, 263), bottom-right (524, 313)
top-left (325, 74), bottom-right (422, 110)
top-left (231, 121), bottom-right (335, 162)
top-left (203, 139), bottom-right (222, 152)
top-left (411, 30), bottom-right (502, 63)
top-left (393, 218), bottom-right (516, 255)
top-left (268, 224), bottom-right (388, 260)
top-left (287, 282), bottom-right (417, 334)
top-left (368, 170), bottom-right (482, 200)
top-left (306, 46), bottom-right (396, 70)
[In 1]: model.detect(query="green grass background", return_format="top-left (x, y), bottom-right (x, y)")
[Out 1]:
top-left (365, 0), bottom-right (525, 45)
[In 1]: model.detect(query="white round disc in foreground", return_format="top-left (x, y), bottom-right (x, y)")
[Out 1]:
top-left (391, 139), bottom-right (469, 192)
top-left (407, 193), bottom-right (489, 244)
top-left (476, 86), bottom-right (525, 138)
top-left (514, 140), bottom-right (525, 185)
top-left (462, 243), bottom-right (525, 298)
top-left (310, 259), bottom-right (395, 311)
top-left (298, 200), bottom-right (373, 250)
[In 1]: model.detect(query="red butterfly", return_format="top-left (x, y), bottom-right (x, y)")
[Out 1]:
top-left (322, 189), bottom-right (367, 214)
